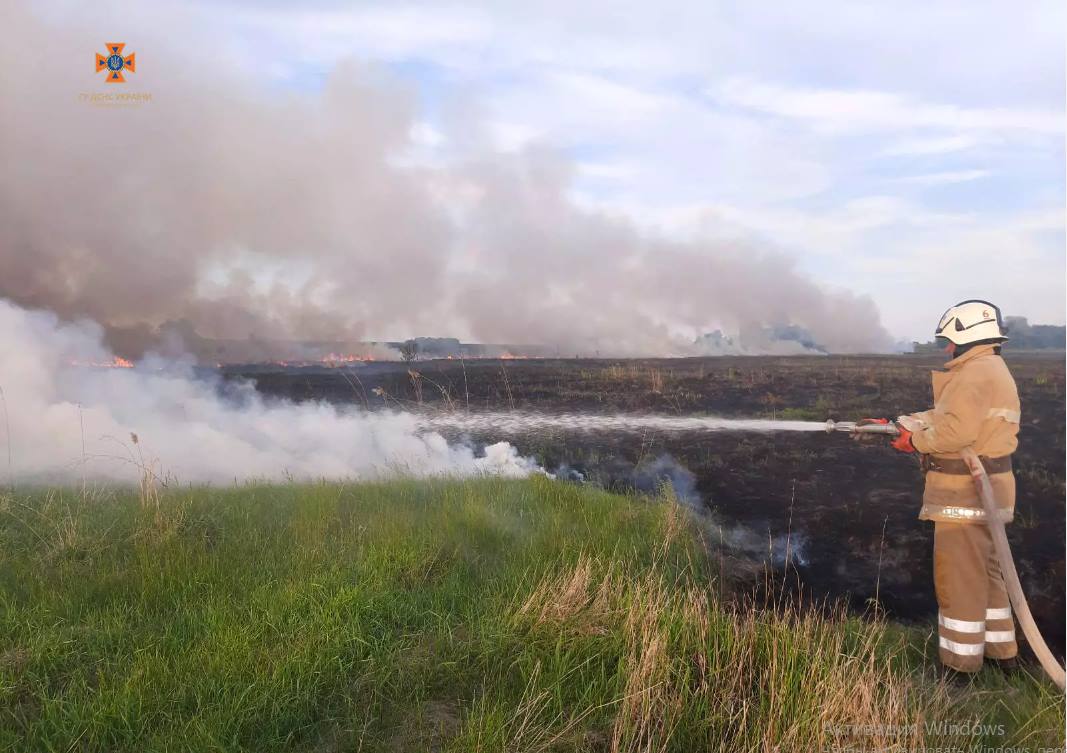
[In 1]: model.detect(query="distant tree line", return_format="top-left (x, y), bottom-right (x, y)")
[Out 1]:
top-left (913, 316), bottom-right (1065, 352)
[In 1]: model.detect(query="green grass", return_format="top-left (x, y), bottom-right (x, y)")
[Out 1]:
top-left (0, 478), bottom-right (1062, 752)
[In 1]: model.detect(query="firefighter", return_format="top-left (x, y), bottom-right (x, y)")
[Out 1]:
top-left (858, 299), bottom-right (1020, 681)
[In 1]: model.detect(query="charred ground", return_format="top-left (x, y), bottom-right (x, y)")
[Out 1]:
top-left (228, 353), bottom-right (1066, 653)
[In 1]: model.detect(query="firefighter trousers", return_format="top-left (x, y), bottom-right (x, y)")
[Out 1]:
top-left (933, 521), bottom-right (1018, 672)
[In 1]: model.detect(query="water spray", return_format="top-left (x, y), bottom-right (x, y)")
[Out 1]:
top-left (419, 412), bottom-right (832, 435)
top-left (425, 413), bottom-right (909, 437)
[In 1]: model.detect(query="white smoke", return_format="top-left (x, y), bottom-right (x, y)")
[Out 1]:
top-left (0, 300), bottom-right (541, 485)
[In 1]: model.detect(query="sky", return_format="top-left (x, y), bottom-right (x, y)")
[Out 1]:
top-left (15, 0), bottom-right (1067, 345)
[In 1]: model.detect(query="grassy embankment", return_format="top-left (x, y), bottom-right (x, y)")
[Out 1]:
top-left (1, 477), bottom-right (1062, 751)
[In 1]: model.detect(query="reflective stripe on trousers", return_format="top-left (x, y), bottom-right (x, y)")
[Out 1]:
top-left (939, 636), bottom-right (984, 656)
top-left (985, 629), bottom-right (1016, 643)
top-left (938, 613), bottom-right (983, 633)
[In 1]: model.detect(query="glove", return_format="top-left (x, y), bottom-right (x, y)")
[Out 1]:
top-left (851, 417), bottom-right (889, 443)
top-left (890, 424), bottom-right (915, 454)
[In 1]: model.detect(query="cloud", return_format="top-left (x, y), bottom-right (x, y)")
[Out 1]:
top-left (576, 161), bottom-right (640, 181)
top-left (893, 170), bottom-right (992, 185)
top-left (844, 216), bottom-right (1066, 338)
top-left (545, 72), bottom-right (674, 122)
top-left (713, 78), bottom-right (1063, 135)
top-left (230, 4), bottom-right (494, 75)
top-left (880, 134), bottom-right (990, 156)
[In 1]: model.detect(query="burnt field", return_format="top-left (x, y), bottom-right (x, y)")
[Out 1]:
top-left (227, 353), bottom-right (1066, 652)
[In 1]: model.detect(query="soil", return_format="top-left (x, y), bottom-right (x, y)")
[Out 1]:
top-left (225, 353), bottom-right (1066, 653)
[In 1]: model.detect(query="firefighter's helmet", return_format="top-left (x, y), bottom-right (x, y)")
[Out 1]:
top-left (934, 299), bottom-right (1009, 345)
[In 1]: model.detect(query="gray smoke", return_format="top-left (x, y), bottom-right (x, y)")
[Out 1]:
top-left (0, 1), bottom-right (891, 358)
top-left (590, 453), bottom-right (808, 570)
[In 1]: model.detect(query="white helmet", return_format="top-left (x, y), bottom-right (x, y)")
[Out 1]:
top-left (934, 299), bottom-right (1008, 346)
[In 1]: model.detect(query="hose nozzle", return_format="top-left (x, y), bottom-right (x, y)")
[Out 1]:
top-left (825, 419), bottom-right (901, 436)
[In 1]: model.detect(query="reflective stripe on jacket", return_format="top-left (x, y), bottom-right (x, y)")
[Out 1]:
top-left (900, 344), bottom-right (1020, 524)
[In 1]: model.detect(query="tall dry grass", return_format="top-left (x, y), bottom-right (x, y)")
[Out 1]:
top-left (510, 491), bottom-right (1052, 752)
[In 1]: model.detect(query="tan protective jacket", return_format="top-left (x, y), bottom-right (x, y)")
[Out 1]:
top-left (900, 344), bottom-right (1020, 523)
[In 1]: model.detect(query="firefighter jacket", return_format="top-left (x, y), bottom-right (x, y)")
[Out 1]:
top-left (900, 343), bottom-right (1020, 524)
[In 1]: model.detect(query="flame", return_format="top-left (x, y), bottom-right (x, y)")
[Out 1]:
top-left (322, 352), bottom-right (374, 364)
top-left (68, 356), bottom-right (135, 368)
top-left (250, 353), bottom-right (379, 367)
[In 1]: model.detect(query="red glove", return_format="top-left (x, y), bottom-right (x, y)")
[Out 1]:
top-left (852, 417), bottom-right (889, 443)
top-left (890, 424), bottom-right (915, 453)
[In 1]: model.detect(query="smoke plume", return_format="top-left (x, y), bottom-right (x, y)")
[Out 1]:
top-left (591, 453), bottom-right (809, 571)
top-left (0, 300), bottom-right (541, 484)
top-left (0, 2), bottom-right (891, 357)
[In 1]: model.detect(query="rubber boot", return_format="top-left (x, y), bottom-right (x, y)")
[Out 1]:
top-left (989, 657), bottom-right (1019, 676)
top-left (940, 664), bottom-right (974, 688)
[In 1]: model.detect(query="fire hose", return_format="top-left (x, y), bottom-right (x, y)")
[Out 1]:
top-left (827, 419), bottom-right (1066, 690)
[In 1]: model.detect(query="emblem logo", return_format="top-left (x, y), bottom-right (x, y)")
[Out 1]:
top-left (95, 43), bottom-right (136, 83)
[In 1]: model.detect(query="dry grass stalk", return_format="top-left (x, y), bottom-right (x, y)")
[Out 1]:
top-left (517, 555), bottom-right (618, 634)
top-left (611, 578), bottom-right (682, 753)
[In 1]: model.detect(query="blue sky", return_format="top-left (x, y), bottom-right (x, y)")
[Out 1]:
top-left (34, 0), bottom-right (1066, 343)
